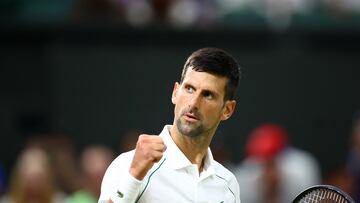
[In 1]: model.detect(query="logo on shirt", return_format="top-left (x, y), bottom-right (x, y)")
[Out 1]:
top-left (117, 190), bottom-right (124, 198)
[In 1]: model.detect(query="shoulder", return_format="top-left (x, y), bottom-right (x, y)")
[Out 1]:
top-left (280, 148), bottom-right (320, 169)
top-left (279, 148), bottom-right (321, 183)
top-left (113, 150), bottom-right (135, 165)
top-left (103, 150), bottom-right (135, 178)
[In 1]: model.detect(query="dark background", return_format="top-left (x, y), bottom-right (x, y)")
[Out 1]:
top-left (1, 1), bottom-right (360, 185)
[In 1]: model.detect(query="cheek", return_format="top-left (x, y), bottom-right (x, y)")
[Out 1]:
top-left (174, 102), bottom-right (183, 118)
top-left (174, 95), bottom-right (188, 109)
top-left (203, 104), bottom-right (223, 120)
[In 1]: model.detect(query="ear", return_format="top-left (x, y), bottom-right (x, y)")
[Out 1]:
top-left (221, 100), bottom-right (236, 121)
top-left (171, 82), bottom-right (180, 105)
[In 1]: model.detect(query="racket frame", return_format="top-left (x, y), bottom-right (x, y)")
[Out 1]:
top-left (292, 184), bottom-right (355, 203)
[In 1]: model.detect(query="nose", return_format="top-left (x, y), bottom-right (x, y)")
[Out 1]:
top-left (188, 93), bottom-right (201, 110)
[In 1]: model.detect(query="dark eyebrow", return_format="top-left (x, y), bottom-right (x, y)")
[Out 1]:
top-left (202, 89), bottom-right (219, 98)
top-left (202, 90), bottom-right (212, 95)
top-left (183, 82), bottom-right (195, 89)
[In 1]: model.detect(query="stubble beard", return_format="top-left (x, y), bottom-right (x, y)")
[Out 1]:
top-left (176, 117), bottom-right (205, 138)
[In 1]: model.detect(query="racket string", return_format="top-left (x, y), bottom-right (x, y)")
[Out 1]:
top-left (299, 188), bottom-right (348, 203)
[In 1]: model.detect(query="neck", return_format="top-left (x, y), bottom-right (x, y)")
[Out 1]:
top-left (169, 125), bottom-right (213, 172)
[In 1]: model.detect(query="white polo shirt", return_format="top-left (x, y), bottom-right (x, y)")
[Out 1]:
top-left (99, 125), bottom-right (241, 203)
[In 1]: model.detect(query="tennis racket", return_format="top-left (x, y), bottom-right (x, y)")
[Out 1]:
top-left (292, 185), bottom-right (355, 203)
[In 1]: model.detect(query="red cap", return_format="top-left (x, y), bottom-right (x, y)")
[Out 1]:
top-left (245, 123), bottom-right (289, 161)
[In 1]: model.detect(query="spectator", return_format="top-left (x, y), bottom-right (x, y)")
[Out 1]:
top-left (0, 147), bottom-right (66, 203)
top-left (233, 123), bottom-right (321, 203)
top-left (26, 133), bottom-right (79, 196)
top-left (66, 145), bottom-right (114, 203)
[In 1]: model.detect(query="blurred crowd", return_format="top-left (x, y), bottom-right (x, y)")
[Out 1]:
top-left (0, 134), bottom-right (115, 203)
top-left (1, 0), bottom-right (359, 30)
top-left (0, 111), bottom-right (359, 202)
top-left (230, 112), bottom-right (360, 203)
top-left (0, 125), bottom-right (147, 203)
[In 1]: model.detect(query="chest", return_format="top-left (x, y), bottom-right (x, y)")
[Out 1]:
top-left (137, 166), bottom-right (236, 203)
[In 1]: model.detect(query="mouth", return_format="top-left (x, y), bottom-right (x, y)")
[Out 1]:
top-left (183, 112), bottom-right (199, 122)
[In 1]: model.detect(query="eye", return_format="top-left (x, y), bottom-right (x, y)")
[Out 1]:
top-left (203, 91), bottom-right (214, 100)
top-left (185, 85), bottom-right (194, 93)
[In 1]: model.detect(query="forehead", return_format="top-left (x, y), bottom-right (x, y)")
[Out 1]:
top-left (182, 68), bottom-right (227, 94)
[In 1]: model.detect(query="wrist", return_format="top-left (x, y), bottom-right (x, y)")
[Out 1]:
top-left (129, 167), bottom-right (146, 180)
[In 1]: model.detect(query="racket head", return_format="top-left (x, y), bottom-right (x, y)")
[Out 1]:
top-left (292, 184), bottom-right (355, 203)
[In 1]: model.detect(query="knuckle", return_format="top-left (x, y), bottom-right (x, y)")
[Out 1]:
top-left (138, 134), bottom-right (146, 142)
top-left (137, 135), bottom-right (148, 145)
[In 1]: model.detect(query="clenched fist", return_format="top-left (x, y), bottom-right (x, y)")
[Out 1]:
top-left (129, 134), bottom-right (166, 180)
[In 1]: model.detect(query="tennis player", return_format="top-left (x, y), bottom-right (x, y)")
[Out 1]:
top-left (98, 47), bottom-right (242, 203)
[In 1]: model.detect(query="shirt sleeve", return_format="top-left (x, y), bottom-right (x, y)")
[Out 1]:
top-left (98, 152), bottom-right (143, 203)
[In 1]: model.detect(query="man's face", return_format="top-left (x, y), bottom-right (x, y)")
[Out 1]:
top-left (172, 68), bottom-right (236, 138)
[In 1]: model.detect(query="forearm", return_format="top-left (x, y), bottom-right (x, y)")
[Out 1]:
top-left (98, 153), bottom-right (143, 203)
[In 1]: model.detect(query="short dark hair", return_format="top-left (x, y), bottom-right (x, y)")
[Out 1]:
top-left (180, 47), bottom-right (241, 101)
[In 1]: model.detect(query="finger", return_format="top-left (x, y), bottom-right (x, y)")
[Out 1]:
top-left (139, 134), bottom-right (164, 144)
top-left (151, 143), bottom-right (167, 152)
top-left (151, 136), bottom-right (165, 144)
top-left (151, 150), bottom-right (164, 163)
